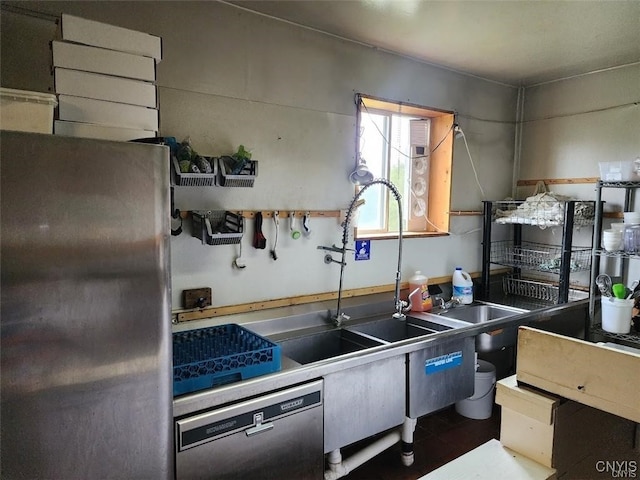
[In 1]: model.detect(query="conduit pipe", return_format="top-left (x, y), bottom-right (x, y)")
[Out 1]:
top-left (324, 417), bottom-right (416, 480)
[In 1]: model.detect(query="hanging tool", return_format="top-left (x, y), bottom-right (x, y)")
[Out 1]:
top-left (253, 212), bottom-right (267, 249)
top-left (233, 218), bottom-right (246, 269)
top-left (270, 211), bottom-right (279, 260)
top-left (170, 187), bottom-right (183, 236)
top-left (303, 211), bottom-right (312, 237)
top-left (290, 212), bottom-right (301, 239)
top-left (596, 274), bottom-right (612, 297)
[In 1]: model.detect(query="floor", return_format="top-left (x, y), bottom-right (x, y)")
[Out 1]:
top-left (339, 404), bottom-right (501, 480)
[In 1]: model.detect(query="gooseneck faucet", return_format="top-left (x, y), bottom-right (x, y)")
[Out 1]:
top-left (332, 178), bottom-right (407, 326)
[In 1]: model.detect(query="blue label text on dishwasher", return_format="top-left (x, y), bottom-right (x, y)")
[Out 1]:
top-left (425, 351), bottom-right (463, 375)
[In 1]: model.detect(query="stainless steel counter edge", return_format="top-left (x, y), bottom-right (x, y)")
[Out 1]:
top-left (173, 298), bottom-right (588, 417)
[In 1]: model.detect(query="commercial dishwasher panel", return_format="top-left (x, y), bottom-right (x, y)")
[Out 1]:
top-left (175, 380), bottom-right (323, 479)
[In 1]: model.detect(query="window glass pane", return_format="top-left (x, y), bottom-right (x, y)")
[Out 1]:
top-left (358, 113), bottom-right (388, 231)
top-left (390, 114), bottom-right (413, 232)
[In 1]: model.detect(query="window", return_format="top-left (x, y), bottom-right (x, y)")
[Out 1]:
top-left (355, 94), bottom-right (455, 238)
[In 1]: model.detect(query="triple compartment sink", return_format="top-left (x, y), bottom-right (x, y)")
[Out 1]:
top-left (275, 301), bottom-right (528, 365)
top-left (276, 315), bottom-right (453, 365)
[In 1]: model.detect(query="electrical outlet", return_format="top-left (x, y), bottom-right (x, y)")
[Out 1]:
top-left (183, 288), bottom-right (212, 309)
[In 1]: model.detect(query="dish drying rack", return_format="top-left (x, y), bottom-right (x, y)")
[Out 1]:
top-left (192, 210), bottom-right (243, 246)
top-left (481, 199), bottom-right (595, 305)
top-left (172, 324), bottom-right (281, 396)
top-left (490, 240), bottom-right (591, 274)
top-left (502, 275), bottom-right (588, 304)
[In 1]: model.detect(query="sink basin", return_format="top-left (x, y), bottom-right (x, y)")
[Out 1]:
top-left (277, 328), bottom-right (384, 365)
top-left (438, 304), bottom-right (526, 324)
top-left (348, 316), bottom-right (450, 343)
top-left (436, 303), bottom-right (527, 352)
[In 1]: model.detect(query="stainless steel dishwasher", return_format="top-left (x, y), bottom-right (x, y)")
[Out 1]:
top-left (175, 380), bottom-right (324, 479)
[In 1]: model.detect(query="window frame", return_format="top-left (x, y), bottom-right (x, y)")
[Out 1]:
top-left (355, 94), bottom-right (455, 239)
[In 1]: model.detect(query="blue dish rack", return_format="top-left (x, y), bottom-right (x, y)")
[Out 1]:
top-left (173, 324), bottom-right (281, 396)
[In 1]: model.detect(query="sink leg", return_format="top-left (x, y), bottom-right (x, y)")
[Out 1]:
top-left (401, 417), bottom-right (417, 466)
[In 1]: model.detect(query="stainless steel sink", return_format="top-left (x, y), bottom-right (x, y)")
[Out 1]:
top-left (438, 304), bottom-right (525, 323)
top-left (277, 328), bottom-right (384, 365)
top-left (435, 303), bottom-right (527, 352)
top-left (347, 316), bottom-right (450, 343)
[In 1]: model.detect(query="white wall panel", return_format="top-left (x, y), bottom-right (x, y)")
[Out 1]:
top-left (3, 1), bottom-right (518, 309)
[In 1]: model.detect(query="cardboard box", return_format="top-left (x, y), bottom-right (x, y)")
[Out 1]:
top-left (58, 95), bottom-right (158, 131)
top-left (0, 87), bottom-right (57, 134)
top-left (54, 120), bottom-right (156, 142)
top-left (52, 41), bottom-right (156, 82)
top-left (55, 68), bottom-right (156, 108)
top-left (61, 14), bottom-right (162, 61)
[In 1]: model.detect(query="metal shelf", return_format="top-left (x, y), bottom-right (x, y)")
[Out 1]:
top-left (491, 240), bottom-right (591, 273)
top-left (589, 181), bottom-right (639, 344)
top-left (481, 200), bottom-right (592, 304)
top-left (593, 249), bottom-right (640, 259)
top-left (591, 324), bottom-right (640, 348)
top-left (599, 180), bottom-right (640, 188)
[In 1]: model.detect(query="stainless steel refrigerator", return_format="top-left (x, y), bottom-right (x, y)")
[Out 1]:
top-left (1, 131), bottom-right (173, 479)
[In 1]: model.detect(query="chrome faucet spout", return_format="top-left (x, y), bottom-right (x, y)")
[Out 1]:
top-left (333, 178), bottom-right (404, 323)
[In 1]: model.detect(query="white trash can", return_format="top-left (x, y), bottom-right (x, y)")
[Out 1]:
top-left (455, 360), bottom-right (496, 420)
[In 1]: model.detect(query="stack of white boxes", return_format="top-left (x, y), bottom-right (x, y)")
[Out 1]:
top-left (52, 14), bottom-right (161, 141)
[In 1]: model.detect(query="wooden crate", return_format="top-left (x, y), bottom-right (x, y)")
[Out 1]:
top-left (516, 326), bottom-right (640, 423)
top-left (496, 374), bottom-right (639, 478)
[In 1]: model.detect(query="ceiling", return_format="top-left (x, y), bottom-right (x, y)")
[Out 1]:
top-left (227, 0), bottom-right (640, 86)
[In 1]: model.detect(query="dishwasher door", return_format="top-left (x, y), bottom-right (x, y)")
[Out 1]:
top-left (175, 380), bottom-right (323, 480)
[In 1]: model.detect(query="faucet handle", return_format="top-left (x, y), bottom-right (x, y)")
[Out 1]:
top-left (333, 312), bottom-right (350, 327)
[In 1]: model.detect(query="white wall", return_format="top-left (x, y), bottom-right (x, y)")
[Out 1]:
top-left (518, 64), bottom-right (640, 285)
top-left (2, 1), bottom-right (519, 309)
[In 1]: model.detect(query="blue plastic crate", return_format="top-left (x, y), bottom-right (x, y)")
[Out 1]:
top-left (173, 324), bottom-right (281, 396)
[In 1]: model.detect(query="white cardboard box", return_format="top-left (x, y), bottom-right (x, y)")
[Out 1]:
top-left (0, 87), bottom-right (57, 134)
top-left (58, 95), bottom-right (158, 131)
top-left (61, 14), bottom-right (162, 61)
top-left (55, 68), bottom-right (156, 108)
top-left (52, 41), bottom-right (156, 82)
top-left (54, 120), bottom-right (156, 142)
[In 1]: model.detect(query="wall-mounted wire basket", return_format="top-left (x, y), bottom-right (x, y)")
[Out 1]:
top-left (490, 240), bottom-right (591, 273)
top-left (173, 324), bottom-right (281, 396)
top-left (191, 210), bottom-right (243, 245)
top-left (502, 275), bottom-right (588, 304)
top-left (172, 155), bottom-right (218, 186)
top-left (218, 156), bottom-right (257, 187)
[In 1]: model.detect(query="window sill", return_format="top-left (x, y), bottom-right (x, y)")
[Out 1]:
top-left (356, 231), bottom-right (450, 240)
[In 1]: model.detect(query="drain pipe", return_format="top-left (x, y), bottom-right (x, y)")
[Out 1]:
top-left (324, 417), bottom-right (416, 480)
top-left (401, 416), bottom-right (418, 466)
